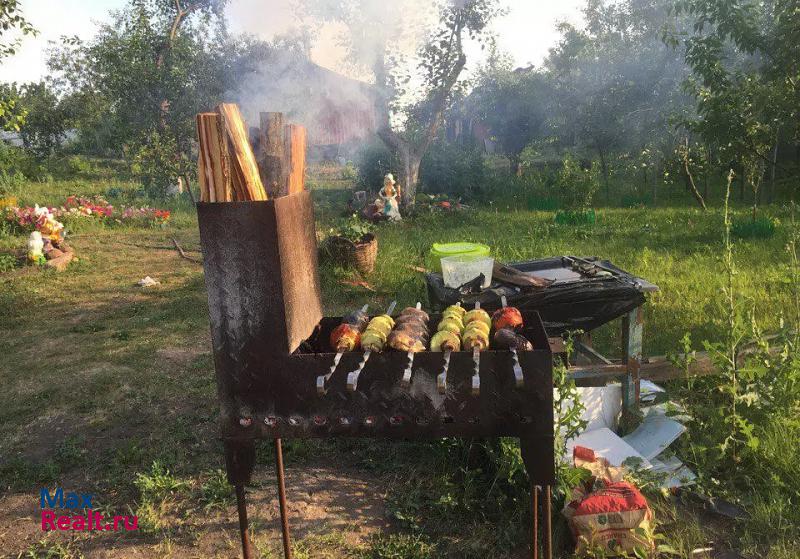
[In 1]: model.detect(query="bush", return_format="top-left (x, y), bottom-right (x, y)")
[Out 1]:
top-left (419, 139), bottom-right (485, 197)
top-left (472, 170), bottom-right (558, 209)
top-left (555, 156), bottom-right (600, 211)
top-left (554, 208), bottom-right (597, 225)
top-left (731, 215), bottom-right (778, 239)
top-left (356, 141), bottom-right (398, 192)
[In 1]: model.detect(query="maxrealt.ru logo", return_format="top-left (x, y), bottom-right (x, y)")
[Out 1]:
top-left (40, 488), bottom-right (138, 531)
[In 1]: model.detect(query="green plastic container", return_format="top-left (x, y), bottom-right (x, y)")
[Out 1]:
top-left (430, 242), bottom-right (491, 272)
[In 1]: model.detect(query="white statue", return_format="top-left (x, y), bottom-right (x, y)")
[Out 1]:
top-left (27, 231), bottom-right (44, 263)
top-left (379, 173), bottom-right (402, 221)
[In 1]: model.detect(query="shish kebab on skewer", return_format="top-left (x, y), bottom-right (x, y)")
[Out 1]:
top-left (316, 304), bottom-right (369, 395)
top-left (462, 302), bottom-right (491, 396)
top-left (429, 304), bottom-right (465, 393)
top-left (393, 303), bottom-right (430, 387)
top-left (346, 301), bottom-right (397, 392)
top-left (491, 295), bottom-right (534, 388)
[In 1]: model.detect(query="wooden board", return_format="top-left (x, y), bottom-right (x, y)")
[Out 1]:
top-left (216, 103), bottom-right (267, 201)
top-left (259, 112), bottom-right (287, 198)
top-left (196, 113), bottom-right (232, 203)
top-left (285, 124), bottom-right (306, 195)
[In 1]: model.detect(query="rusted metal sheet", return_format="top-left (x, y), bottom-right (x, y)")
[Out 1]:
top-left (197, 192), bottom-right (323, 358)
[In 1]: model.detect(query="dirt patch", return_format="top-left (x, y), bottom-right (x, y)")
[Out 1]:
top-left (0, 463), bottom-right (389, 558)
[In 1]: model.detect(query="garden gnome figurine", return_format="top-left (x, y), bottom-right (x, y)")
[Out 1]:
top-left (27, 231), bottom-right (44, 263)
top-left (379, 173), bottom-right (402, 221)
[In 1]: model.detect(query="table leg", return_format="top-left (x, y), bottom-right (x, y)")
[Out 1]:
top-left (622, 306), bottom-right (643, 425)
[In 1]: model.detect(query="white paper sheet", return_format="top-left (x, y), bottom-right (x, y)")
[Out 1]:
top-left (566, 427), bottom-right (653, 469)
top-left (622, 413), bottom-right (687, 460)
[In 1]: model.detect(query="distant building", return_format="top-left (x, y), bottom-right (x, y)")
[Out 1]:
top-left (239, 57), bottom-right (380, 161)
top-left (0, 131), bottom-right (23, 147)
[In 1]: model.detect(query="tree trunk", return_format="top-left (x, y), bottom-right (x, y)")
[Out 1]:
top-left (510, 153), bottom-right (523, 177)
top-left (681, 141), bottom-right (707, 211)
top-left (398, 148), bottom-right (422, 207)
top-left (651, 159), bottom-right (658, 205)
top-left (768, 137), bottom-right (778, 204)
top-left (598, 147), bottom-right (610, 203)
top-left (738, 164), bottom-right (745, 201)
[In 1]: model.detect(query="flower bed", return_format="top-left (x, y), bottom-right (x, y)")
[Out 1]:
top-left (3, 195), bottom-right (171, 237)
top-left (60, 195), bottom-right (171, 226)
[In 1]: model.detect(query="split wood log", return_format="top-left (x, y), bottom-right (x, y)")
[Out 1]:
top-left (259, 112), bottom-right (287, 197)
top-left (285, 124), bottom-right (306, 195)
top-left (216, 103), bottom-right (267, 201)
top-left (196, 112), bottom-right (232, 203)
top-left (45, 248), bottom-right (74, 272)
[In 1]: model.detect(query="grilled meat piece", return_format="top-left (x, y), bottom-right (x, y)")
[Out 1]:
top-left (493, 328), bottom-right (533, 351)
top-left (361, 329), bottom-right (388, 352)
top-left (464, 309), bottom-right (491, 329)
top-left (388, 330), bottom-right (426, 352)
top-left (443, 304), bottom-right (466, 318)
top-left (430, 330), bottom-right (461, 352)
top-left (462, 328), bottom-right (489, 351)
top-left (436, 316), bottom-right (464, 334)
top-left (398, 307), bottom-right (430, 323)
top-left (491, 307), bottom-right (523, 331)
top-left (330, 323), bottom-right (361, 352)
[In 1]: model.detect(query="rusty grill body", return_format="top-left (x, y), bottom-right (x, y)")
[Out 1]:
top-left (197, 192), bottom-right (556, 558)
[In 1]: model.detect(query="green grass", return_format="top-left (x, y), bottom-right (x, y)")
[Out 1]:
top-left (0, 169), bottom-right (798, 557)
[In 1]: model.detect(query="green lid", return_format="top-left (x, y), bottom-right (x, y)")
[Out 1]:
top-left (430, 242), bottom-right (490, 271)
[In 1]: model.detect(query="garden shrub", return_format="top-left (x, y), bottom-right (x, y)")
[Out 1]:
top-left (355, 141), bottom-right (398, 192)
top-left (473, 171), bottom-right (558, 210)
top-left (554, 208), bottom-right (597, 225)
top-left (731, 215), bottom-right (778, 239)
top-left (555, 156), bottom-right (600, 211)
top-left (419, 139), bottom-right (485, 197)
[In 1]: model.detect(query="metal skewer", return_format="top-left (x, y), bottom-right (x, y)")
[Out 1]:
top-left (400, 302), bottom-right (423, 388)
top-left (501, 295), bottom-right (525, 388)
top-left (317, 304), bottom-right (368, 395)
top-left (437, 303), bottom-right (461, 394)
top-left (471, 301), bottom-right (482, 396)
top-left (347, 300), bottom-right (397, 392)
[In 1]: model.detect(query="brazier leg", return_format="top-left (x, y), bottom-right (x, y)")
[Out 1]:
top-left (224, 440), bottom-right (256, 559)
top-left (275, 438), bottom-right (293, 559)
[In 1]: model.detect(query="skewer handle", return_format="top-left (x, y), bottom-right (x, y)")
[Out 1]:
top-left (471, 348), bottom-right (481, 396)
top-left (346, 350), bottom-right (371, 392)
top-left (317, 351), bottom-right (344, 395)
top-left (401, 351), bottom-right (414, 387)
top-left (437, 350), bottom-right (451, 394)
top-left (512, 348), bottom-right (524, 388)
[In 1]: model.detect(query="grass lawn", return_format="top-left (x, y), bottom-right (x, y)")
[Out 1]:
top-left (0, 170), bottom-right (798, 558)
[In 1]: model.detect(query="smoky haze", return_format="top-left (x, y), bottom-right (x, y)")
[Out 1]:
top-left (226, 0), bottom-right (443, 145)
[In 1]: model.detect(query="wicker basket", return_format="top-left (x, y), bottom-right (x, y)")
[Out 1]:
top-left (328, 233), bottom-right (378, 274)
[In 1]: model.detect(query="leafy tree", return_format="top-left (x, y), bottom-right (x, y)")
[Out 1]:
top-left (466, 53), bottom-right (554, 175)
top-left (670, 0), bottom-right (800, 207)
top-left (0, 0), bottom-right (36, 59)
top-left (45, 0), bottom-right (263, 195)
top-left (0, 0), bottom-right (37, 131)
top-left (547, 0), bottom-right (692, 199)
top-left (302, 0), bottom-right (502, 205)
top-left (14, 82), bottom-right (73, 155)
top-left (0, 82), bottom-right (26, 132)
